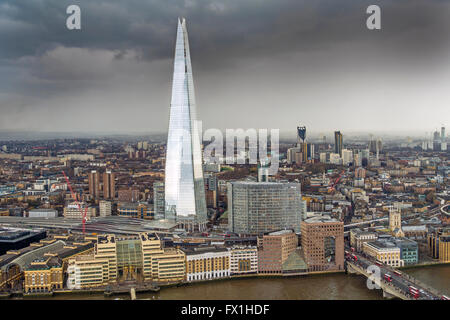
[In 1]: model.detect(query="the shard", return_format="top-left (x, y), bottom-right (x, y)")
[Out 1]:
top-left (164, 18), bottom-right (207, 231)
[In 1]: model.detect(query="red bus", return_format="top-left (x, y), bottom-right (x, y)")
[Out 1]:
top-left (384, 274), bottom-right (392, 282)
top-left (393, 270), bottom-right (402, 276)
top-left (441, 295), bottom-right (450, 300)
top-left (409, 286), bottom-right (420, 299)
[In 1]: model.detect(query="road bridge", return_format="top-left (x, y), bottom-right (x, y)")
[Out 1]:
top-left (346, 252), bottom-right (444, 300)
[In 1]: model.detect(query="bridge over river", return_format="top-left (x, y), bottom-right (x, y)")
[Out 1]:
top-left (346, 252), bottom-right (445, 300)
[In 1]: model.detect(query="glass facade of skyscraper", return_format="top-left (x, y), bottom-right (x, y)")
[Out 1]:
top-left (164, 18), bottom-right (207, 231)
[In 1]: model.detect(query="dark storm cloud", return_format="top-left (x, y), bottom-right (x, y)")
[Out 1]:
top-left (0, 0), bottom-right (449, 133)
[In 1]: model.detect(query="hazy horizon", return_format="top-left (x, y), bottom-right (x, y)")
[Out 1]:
top-left (0, 129), bottom-right (443, 142)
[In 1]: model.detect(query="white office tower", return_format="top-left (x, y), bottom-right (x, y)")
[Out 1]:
top-left (342, 149), bottom-right (353, 166)
top-left (164, 18), bottom-right (207, 232)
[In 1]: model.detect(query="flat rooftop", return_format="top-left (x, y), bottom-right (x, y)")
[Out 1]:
top-left (182, 246), bottom-right (229, 255)
top-left (366, 240), bottom-right (398, 250)
top-left (304, 216), bottom-right (340, 224)
top-left (267, 229), bottom-right (294, 236)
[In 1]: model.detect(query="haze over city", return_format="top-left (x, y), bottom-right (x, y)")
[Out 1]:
top-left (0, 0), bottom-right (449, 307)
top-left (0, 0), bottom-right (449, 134)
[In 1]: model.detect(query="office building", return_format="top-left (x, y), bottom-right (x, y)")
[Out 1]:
top-left (140, 232), bottom-right (186, 282)
top-left (257, 161), bottom-right (269, 182)
top-left (94, 234), bottom-right (118, 281)
top-left (342, 149), bottom-right (353, 166)
top-left (287, 147), bottom-right (302, 164)
top-left (23, 257), bottom-right (63, 293)
top-left (227, 181), bottom-right (302, 235)
top-left (362, 240), bottom-right (404, 267)
top-left (153, 182), bottom-right (165, 220)
top-left (329, 153), bottom-right (341, 165)
top-left (301, 215), bottom-right (344, 272)
top-left (204, 174), bottom-right (218, 208)
top-left (118, 188), bottom-right (140, 202)
top-left (300, 142), bottom-right (314, 163)
top-left (67, 254), bottom-right (110, 289)
top-left (99, 200), bottom-right (112, 217)
top-left (349, 229), bottom-right (378, 252)
top-left (28, 209), bottom-right (58, 218)
top-left (117, 202), bottom-right (152, 219)
top-left (63, 203), bottom-right (96, 219)
top-left (257, 230), bottom-right (299, 274)
top-left (68, 233), bottom-right (185, 287)
top-left (297, 126), bottom-right (306, 144)
top-left (229, 246), bottom-right (258, 275)
top-left (355, 167), bottom-right (366, 179)
top-left (428, 228), bottom-right (450, 262)
top-left (334, 131), bottom-right (343, 157)
top-left (0, 229), bottom-right (47, 256)
top-left (164, 18), bottom-right (207, 232)
top-left (394, 238), bottom-right (418, 265)
top-left (184, 246), bottom-right (230, 281)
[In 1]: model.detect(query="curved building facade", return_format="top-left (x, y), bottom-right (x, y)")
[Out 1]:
top-left (227, 181), bottom-right (302, 235)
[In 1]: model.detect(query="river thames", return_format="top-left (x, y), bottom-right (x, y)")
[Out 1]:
top-left (24, 264), bottom-right (448, 300)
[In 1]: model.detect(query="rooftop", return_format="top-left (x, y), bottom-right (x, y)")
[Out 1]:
top-left (304, 215), bottom-right (340, 224)
top-left (267, 229), bottom-right (294, 236)
top-left (182, 246), bottom-right (229, 255)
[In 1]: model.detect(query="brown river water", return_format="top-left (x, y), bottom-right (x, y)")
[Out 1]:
top-left (20, 265), bottom-right (449, 300)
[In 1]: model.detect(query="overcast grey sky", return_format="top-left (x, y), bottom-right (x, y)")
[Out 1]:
top-left (0, 0), bottom-right (449, 136)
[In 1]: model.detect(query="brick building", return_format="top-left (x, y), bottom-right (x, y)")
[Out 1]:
top-left (301, 215), bottom-right (344, 272)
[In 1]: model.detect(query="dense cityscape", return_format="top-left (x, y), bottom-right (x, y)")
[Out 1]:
top-left (0, 3), bottom-right (449, 306)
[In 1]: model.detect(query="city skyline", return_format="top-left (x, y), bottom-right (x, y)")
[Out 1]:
top-left (0, 0), bottom-right (449, 306)
top-left (0, 0), bottom-right (449, 133)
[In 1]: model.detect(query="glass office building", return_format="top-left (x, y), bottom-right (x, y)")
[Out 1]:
top-left (227, 181), bottom-right (302, 235)
top-left (164, 18), bottom-right (207, 231)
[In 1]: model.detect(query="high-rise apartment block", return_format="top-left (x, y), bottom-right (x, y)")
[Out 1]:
top-left (88, 170), bottom-right (100, 199)
top-left (103, 170), bottom-right (115, 199)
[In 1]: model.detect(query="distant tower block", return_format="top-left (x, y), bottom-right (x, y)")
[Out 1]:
top-left (297, 126), bottom-right (306, 144)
